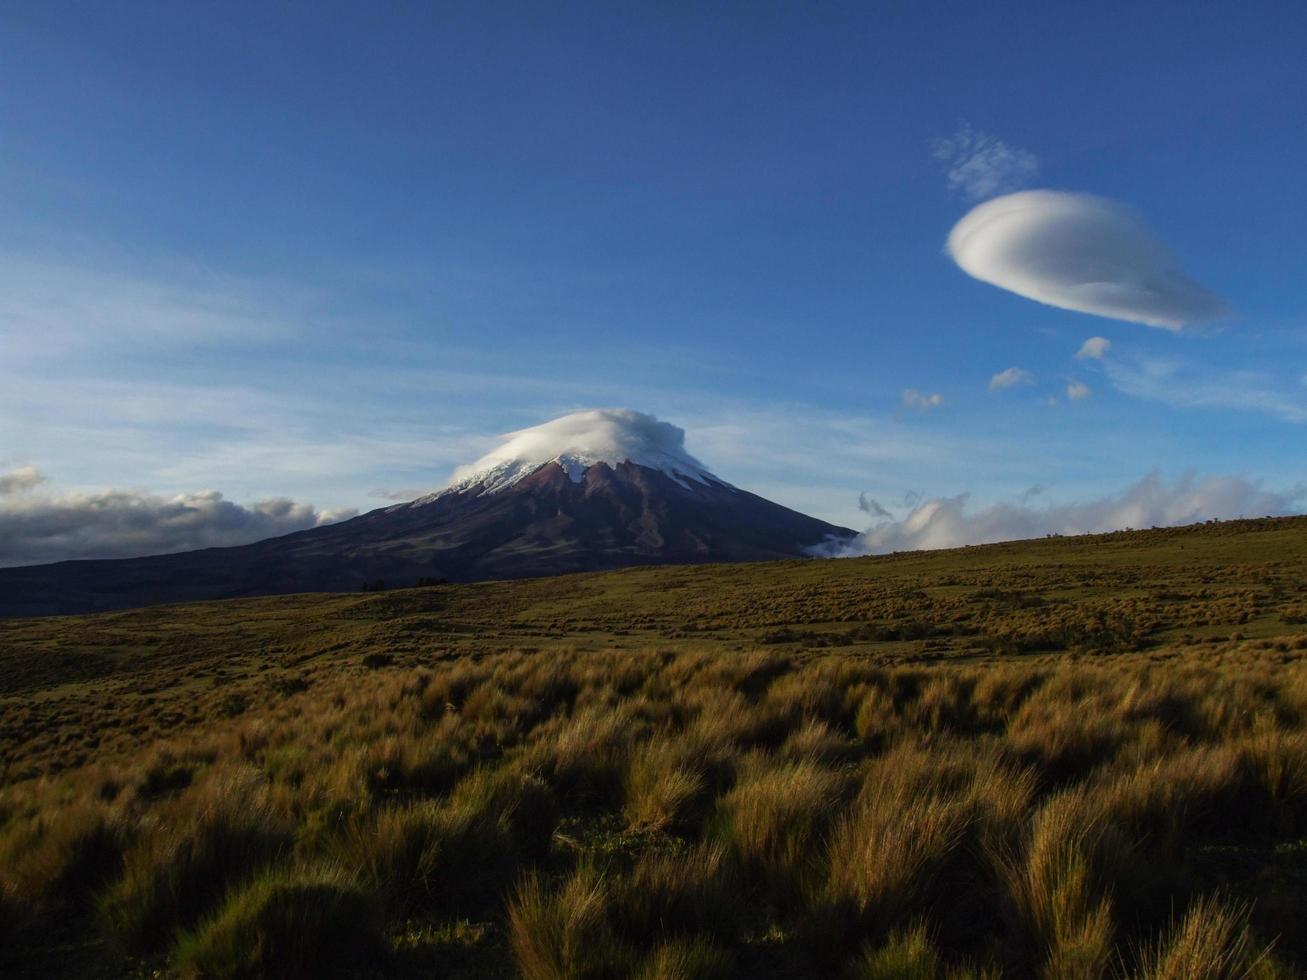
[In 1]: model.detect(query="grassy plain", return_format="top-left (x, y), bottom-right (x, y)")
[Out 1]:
top-left (3, 516), bottom-right (1307, 977)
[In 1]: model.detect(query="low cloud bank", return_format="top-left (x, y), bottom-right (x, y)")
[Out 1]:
top-left (947, 191), bottom-right (1227, 330)
top-left (0, 467), bottom-right (355, 566)
top-left (813, 472), bottom-right (1303, 556)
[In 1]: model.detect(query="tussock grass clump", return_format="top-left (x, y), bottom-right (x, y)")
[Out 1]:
top-left (332, 801), bottom-right (448, 915)
top-left (683, 686), bottom-right (790, 752)
top-left (780, 718), bottom-right (859, 764)
top-left (526, 704), bottom-right (644, 808)
top-left (337, 766), bottom-right (557, 917)
top-left (99, 769), bottom-right (292, 954)
top-left (360, 719), bottom-right (475, 798)
top-left (634, 937), bottom-right (734, 979)
top-left (715, 755), bottom-right (845, 900)
top-left (826, 779), bottom-right (972, 940)
top-left (613, 842), bottom-right (737, 941)
top-left (764, 667), bottom-right (853, 728)
top-left (845, 924), bottom-right (942, 980)
top-left (1005, 692), bottom-right (1128, 786)
top-left (1133, 895), bottom-right (1262, 980)
top-left (624, 739), bottom-right (711, 834)
top-left (994, 789), bottom-right (1122, 979)
top-left (172, 864), bottom-right (383, 979)
top-left (0, 797), bottom-right (129, 928)
top-left (508, 867), bottom-right (623, 980)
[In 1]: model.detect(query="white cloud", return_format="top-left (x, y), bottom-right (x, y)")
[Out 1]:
top-left (1077, 336), bottom-right (1112, 360)
top-left (445, 408), bottom-right (711, 493)
top-left (931, 123), bottom-right (1040, 200)
top-left (989, 367), bottom-right (1034, 391)
top-left (812, 472), bottom-right (1303, 556)
top-left (947, 191), bottom-right (1228, 329)
top-left (1066, 380), bottom-right (1091, 400)
top-left (901, 389), bottom-right (944, 410)
top-left (0, 477), bottom-right (356, 567)
top-left (0, 465), bottom-right (46, 496)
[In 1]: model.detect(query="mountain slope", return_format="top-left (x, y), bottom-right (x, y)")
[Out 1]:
top-left (0, 410), bottom-right (854, 616)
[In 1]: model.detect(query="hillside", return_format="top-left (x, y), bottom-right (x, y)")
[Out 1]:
top-left (4, 517), bottom-right (1307, 977)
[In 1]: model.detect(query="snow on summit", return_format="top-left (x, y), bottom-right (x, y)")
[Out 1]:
top-left (433, 409), bottom-right (720, 497)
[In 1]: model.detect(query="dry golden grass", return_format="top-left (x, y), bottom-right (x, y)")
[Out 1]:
top-left (1132, 895), bottom-right (1262, 980)
top-left (2, 517), bottom-right (1307, 975)
top-left (507, 867), bottom-right (614, 980)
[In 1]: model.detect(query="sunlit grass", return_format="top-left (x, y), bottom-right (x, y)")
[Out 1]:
top-left (2, 516), bottom-right (1307, 975)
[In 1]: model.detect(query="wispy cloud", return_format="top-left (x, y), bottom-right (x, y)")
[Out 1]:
top-left (368, 487), bottom-right (430, 502)
top-left (947, 191), bottom-right (1228, 329)
top-left (931, 123), bottom-right (1040, 200)
top-left (901, 389), bottom-right (944, 410)
top-left (988, 367), bottom-right (1034, 391)
top-left (813, 471), bottom-right (1303, 556)
top-left (0, 253), bottom-right (314, 361)
top-left (1066, 380), bottom-right (1091, 400)
top-left (1100, 355), bottom-right (1307, 423)
top-left (858, 492), bottom-right (893, 520)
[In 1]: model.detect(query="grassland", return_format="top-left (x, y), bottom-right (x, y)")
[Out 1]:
top-left (3, 516), bottom-right (1307, 977)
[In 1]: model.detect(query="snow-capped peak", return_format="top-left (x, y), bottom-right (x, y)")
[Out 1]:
top-left (419, 409), bottom-right (722, 501)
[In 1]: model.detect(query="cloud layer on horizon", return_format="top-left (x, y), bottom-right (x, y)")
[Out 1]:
top-left (947, 191), bottom-right (1228, 329)
top-left (0, 468), bottom-right (356, 567)
top-left (0, 465), bottom-right (45, 496)
top-left (812, 472), bottom-right (1303, 556)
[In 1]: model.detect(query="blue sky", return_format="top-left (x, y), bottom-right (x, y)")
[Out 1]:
top-left (2, 2), bottom-right (1306, 560)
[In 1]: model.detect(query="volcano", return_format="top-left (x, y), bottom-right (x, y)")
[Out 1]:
top-left (0, 409), bottom-right (855, 617)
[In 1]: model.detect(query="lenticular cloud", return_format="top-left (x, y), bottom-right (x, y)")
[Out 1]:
top-left (946, 190), bottom-right (1227, 330)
